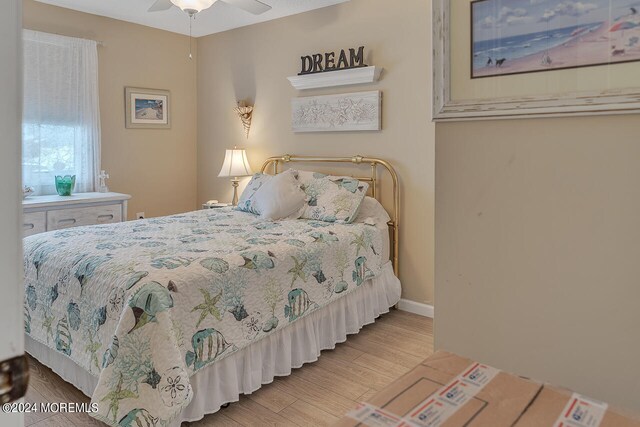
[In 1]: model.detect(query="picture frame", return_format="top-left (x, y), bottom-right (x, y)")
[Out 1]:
top-left (470, 0), bottom-right (640, 79)
top-left (125, 87), bottom-right (171, 129)
top-left (433, 0), bottom-right (640, 121)
top-left (291, 91), bottom-right (382, 132)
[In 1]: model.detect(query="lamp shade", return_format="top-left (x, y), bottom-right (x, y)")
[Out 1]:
top-left (171, 0), bottom-right (216, 13)
top-left (218, 148), bottom-right (254, 178)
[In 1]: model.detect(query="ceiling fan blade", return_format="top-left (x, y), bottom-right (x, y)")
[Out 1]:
top-left (221, 0), bottom-right (272, 15)
top-left (148, 0), bottom-right (174, 12)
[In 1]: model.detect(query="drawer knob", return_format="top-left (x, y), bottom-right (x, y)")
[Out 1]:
top-left (98, 214), bottom-right (114, 221)
top-left (23, 224), bottom-right (35, 230)
top-left (58, 218), bottom-right (77, 225)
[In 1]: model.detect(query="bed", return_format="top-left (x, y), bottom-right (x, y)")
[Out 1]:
top-left (23, 155), bottom-right (401, 427)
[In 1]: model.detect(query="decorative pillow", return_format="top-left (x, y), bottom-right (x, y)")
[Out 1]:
top-left (296, 170), bottom-right (369, 223)
top-left (252, 170), bottom-right (306, 220)
top-left (236, 173), bottom-right (272, 214)
top-left (353, 196), bottom-right (391, 229)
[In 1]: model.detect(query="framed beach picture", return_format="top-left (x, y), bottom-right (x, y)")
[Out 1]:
top-left (125, 87), bottom-right (171, 129)
top-left (433, 0), bottom-right (640, 121)
top-left (471, 0), bottom-right (640, 78)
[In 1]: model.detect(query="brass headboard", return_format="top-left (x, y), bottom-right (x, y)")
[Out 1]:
top-left (261, 155), bottom-right (400, 277)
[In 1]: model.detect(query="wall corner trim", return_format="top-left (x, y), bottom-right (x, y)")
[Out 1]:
top-left (398, 299), bottom-right (434, 318)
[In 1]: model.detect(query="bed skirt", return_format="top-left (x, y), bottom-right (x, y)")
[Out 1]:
top-left (26, 261), bottom-right (401, 425)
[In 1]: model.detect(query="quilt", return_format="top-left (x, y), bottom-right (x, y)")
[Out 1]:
top-left (23, 208), bottom-right (385, 426)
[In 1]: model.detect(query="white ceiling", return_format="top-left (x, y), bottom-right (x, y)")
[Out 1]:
top-left (34, 0), bottom-right (350, 37)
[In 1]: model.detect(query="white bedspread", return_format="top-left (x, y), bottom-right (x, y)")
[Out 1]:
top-left (23, 208), bottom-right (386, 426)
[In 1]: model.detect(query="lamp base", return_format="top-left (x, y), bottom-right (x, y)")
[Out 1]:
top-left (231, 178), bottom-right (240, 206)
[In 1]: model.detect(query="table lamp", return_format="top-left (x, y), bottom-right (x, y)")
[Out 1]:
top-left (218, 147), bottom-right (254, 206)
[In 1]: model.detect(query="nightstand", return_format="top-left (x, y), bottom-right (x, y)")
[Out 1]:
top-left (202, 202), bottom-right (232, 209)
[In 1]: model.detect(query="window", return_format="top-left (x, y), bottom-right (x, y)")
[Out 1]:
top-left (22, 30), bottom-right (101, 196)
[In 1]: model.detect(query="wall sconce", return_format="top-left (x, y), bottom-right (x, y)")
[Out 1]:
top-left (234, 101), bottom-right (253, 139)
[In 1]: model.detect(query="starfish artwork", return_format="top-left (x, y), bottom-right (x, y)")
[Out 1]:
top-left (288, 255), bottom-right (308, 287)
top-left (350, 231), bottom-right (367, 256)
top-left (84, 333), bottom-right (102, 372)
top-left (191, 288), bottom-right (222, 328)
top-left (101, 374), bottom-right (138, 422)
top-left (42, 312), bottom-right (55, 344)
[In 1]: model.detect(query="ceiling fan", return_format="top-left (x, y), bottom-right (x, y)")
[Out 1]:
top-left (148, 0), bottom-right (271, 59)
top-left (148, 0), bottom-right (272, 16)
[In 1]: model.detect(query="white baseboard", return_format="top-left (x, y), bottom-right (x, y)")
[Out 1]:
top-left (397, 299), bottom-right (434, 318)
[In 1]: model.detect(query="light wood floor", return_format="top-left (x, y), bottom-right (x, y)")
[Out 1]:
top-left (25, 310), bottom-right (433, 427)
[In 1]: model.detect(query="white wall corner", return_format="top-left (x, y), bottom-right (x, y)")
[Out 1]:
top-left (398, 299), bottom-right (434, 318)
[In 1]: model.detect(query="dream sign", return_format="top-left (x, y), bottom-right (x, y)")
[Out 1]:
top-left (299, 46), bottom-right (367, 75)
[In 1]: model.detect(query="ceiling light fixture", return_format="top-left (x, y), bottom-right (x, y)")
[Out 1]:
top-left (170, 0), bottom-right (217, 16)
top-left (169, 0), bottom-right (217, 59)
top-left (148, 0), bottom-right (271, 59)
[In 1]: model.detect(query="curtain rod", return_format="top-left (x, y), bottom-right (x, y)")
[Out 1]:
top-left (73, 36), bottom-right (106, 47)
top-left (51, 31), bottom-right (106, 46)
top-left (27, 30), bottom-right (106, 47)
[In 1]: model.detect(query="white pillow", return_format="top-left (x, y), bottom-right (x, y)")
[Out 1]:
top-left (252, 170), bottom-right (306, 220)
top-left (236, 173), bottom-right (272, 215)
top-left (353, 196), bottom-right (391, 229)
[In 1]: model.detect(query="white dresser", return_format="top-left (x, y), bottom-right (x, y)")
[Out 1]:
top-left (22, 192), bottom-right (131, 237)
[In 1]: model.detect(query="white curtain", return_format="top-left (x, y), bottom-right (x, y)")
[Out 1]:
top-left (22, 30), bottom-right (101, 196)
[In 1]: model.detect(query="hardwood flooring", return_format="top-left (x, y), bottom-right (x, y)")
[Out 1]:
top-left (25, 310), bottom-right (433, 426)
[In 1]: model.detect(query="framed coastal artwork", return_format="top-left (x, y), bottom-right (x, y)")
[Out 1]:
top-left (292, 91), bottom-right (382, 132)
top-left (125, 87), bottom-right (171, 129)
top-left (471, 0), bottom-right (640, 78)
top-left (433, 0), bottom-right (640, 121)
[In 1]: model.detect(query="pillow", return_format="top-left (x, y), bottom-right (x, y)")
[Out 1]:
top-left (252, 170), bottom-right (306, 220)
top-left (296, 170), bottom-right (369, 223)
top-left (236, 173), bottom-right (272, 214)
top-left (353, 196), bottom-right (391, 229)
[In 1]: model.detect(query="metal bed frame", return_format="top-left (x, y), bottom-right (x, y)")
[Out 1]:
top-left (261, 154), bottom-right (400, 277)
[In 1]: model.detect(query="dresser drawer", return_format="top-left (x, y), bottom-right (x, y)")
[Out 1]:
top-left (23, 212), bottom-right (46, 237)
top-left (47, 204), bottom-right (123, 230)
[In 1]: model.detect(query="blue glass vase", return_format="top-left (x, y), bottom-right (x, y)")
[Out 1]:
top-left (55, 175), bottom-right (76, 196)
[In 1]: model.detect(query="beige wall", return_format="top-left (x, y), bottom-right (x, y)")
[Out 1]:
top-left (196, 0), bottom-right (435, 305)
top-left (435, 115), bottom-right (640, 411)
top-left (23, 0), bottom-right (198, 219)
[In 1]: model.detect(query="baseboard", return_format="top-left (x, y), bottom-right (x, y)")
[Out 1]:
top-left (397, 299), bottom-right (434, 318)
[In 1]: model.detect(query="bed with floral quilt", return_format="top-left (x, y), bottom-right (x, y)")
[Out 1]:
top-left (23, 207), bottom-right (400, 426)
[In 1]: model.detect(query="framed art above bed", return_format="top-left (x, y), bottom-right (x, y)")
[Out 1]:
top-left (291, 91), bottom-right (382, 132)
top-left (433, 0), bottom-right (640, 121)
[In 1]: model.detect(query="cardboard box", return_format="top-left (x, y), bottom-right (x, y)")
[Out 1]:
top-left (335, 351), bottom-right (541, 427)
top-left (335, 351), bottom-right (640, 427)
top-left (515, 385), bottom-right (640, 427)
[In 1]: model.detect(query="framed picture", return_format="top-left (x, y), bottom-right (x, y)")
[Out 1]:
top-left (433, 0), bottom-right (640, 121)
top-left (292, 91), bottom-right (382, 133)
top-left (125, 87), bottom-right (170, 129)
top-left (471, 0), bottom-right (640, 79)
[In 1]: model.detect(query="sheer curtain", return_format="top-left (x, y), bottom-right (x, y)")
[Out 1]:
top-left (22, 30), bottom-right (101, 196)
